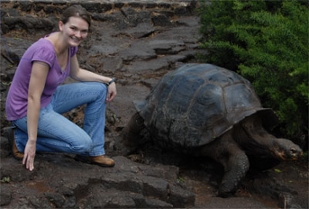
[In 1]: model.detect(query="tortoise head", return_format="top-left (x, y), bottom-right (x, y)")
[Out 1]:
top-left (239, 114), bottom-right (303, 161)
top-left (271, 138), bottom-right (303, 160)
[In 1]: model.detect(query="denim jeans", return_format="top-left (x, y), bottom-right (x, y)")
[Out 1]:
top-left (12, 82), bottom-right (107, 156)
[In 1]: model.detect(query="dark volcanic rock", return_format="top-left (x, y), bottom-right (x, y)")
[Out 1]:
top-left (0, 1), bottom-right (308, 209)
top-left (0, 153), bottom-right (195, 208)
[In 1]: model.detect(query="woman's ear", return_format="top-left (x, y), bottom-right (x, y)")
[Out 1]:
top-left (58, 21), bottom-right (64, 31)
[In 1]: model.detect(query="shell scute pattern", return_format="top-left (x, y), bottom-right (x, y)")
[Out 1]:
top-left (135, 64), bottom-right (271, 148)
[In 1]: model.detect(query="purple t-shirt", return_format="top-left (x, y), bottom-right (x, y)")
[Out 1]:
top-left (5, 38), bottom-right (78, 121)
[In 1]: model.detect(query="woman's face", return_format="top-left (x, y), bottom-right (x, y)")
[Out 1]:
top-left (59, 16), bottom-right (89, 46)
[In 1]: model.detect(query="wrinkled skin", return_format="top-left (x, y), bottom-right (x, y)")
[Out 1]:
top-left (122, 113), bottom-right (303, 197)
top-left (196, 114), bottom-right (302, 197)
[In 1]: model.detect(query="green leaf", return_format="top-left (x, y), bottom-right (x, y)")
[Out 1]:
top-left (178, 177), bottom-right (185, 182)
top-left (274, 169), bottom-right (282, 173)
top-left (1, 177), bottom-right (11, 183)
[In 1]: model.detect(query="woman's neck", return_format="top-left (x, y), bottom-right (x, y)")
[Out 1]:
top-left (46, 32), bottom-right (68, 55)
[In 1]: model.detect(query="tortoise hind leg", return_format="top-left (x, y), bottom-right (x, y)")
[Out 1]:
top-left (120, 112), bottom-right (147, 155)
top-left (199, 134), bottom-right (250, 197)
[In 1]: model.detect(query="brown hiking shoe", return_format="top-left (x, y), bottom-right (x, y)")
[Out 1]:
top-left (3, 127), bottom-right (24, 160)
top-left (75, 155), bottom-right (115, 167)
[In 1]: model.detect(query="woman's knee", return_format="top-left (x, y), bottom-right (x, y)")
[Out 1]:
top-left (93, 82), bottom-right (107, 100)
top-left (71, 136), bottom-right (92, 153)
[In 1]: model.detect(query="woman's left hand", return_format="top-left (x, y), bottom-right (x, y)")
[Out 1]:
top-left (106, 82), bottom-right (117, 102)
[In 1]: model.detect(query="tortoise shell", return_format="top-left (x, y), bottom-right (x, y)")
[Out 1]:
top-left (134, 63), bottom-right (277, 147)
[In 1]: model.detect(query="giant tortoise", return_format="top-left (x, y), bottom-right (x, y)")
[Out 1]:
top-left (122, 63), bottom-right (303, 197)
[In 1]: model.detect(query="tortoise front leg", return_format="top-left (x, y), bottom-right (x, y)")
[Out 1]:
top-left (199, 134), bottom-right (250, 197)
top-left (218, 148), bottom-right (249, 197)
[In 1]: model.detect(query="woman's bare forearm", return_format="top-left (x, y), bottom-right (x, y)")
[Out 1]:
top-left (70, 68), bottom-right (113, 84)
top-left (26, 96), bottom-right (40, 142)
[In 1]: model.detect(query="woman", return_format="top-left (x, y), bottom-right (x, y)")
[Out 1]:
top-left (5, 5), bottom-right (117, 171)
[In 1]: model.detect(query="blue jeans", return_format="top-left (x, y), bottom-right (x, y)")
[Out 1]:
top-left (12, 82), bottom-right (107, 156)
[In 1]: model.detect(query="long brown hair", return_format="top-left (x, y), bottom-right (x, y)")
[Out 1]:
top-left (61, 5), bottom-right (91, 28)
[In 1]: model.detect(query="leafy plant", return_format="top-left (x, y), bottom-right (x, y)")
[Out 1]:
top-left (197, 0), bottom-right (308, 139)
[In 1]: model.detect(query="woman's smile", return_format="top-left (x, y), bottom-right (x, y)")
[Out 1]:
top-left (62, 16), bottom-right (89, 46)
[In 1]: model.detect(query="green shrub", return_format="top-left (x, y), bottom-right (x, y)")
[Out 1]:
top-left (198, 0), bottom-right (308, 138)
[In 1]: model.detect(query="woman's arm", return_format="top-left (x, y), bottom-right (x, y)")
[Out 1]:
top-left (25, 61), bottom-right (49, 171)
top-left (70, 55), bottom-right (117, 102)
top-left (70, 54), bottom-right (111, 83)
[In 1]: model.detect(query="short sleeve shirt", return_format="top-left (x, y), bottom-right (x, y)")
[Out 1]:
top-left (5, 38), bottom-right (78, 121)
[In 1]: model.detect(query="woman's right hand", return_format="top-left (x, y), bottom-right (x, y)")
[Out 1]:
top-left (106, 82), bottom-right (117, 102)
top-left (22, 139), bottom-right (36, 171)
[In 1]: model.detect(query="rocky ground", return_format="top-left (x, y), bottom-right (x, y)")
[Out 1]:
top-left (0, 1), bottom-right (308, 208)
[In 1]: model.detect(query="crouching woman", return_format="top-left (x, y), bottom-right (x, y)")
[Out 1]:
top-left (5, 5), bottom-right (116, 171)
